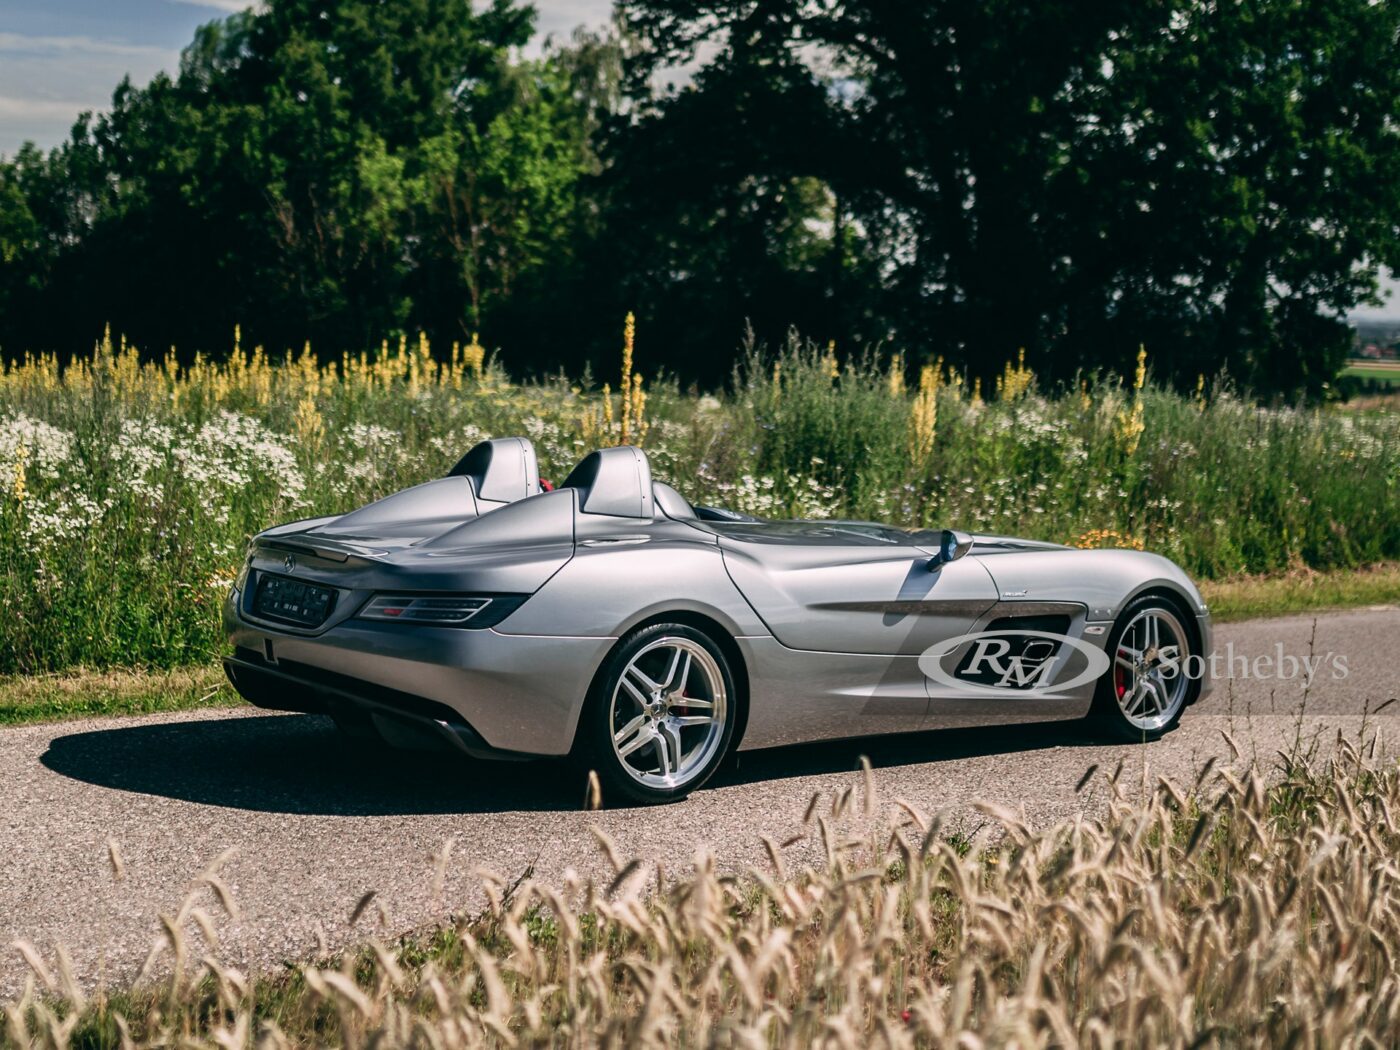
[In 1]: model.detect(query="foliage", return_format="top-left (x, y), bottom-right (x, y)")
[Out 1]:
top-left (6, 740), bottom-right (1400, 1046)
top-left (614, 0), bottom-right (1400, 394)
top-left (4, 1), bottom-right (1400, 392)
top-left (0, 0), bottom-right (617, 359)
top-left (1, 329), bottom-right (1396, 676)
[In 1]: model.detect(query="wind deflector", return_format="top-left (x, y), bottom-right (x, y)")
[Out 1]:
top-left (448, 438), bottom-right (542, 505)
top-left (561, 446), bottom-right (655, 519)
top-left (420, 486), bottom-right (575, 550)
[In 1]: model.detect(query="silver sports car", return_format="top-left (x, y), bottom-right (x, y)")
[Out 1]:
top-left (224, 437), bottom-right (1212, 804)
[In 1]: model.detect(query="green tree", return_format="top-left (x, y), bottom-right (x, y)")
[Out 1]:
top-left (615, 0), bottom-right (1400, 394)
top-left (593, 4), bottom-right (875, 383)
top-left (415, 31), bottom-right (620, 340)
top-left (0, 147), bottom-right (48, 331)
top-left (0, 0), bottom-right (613, 361)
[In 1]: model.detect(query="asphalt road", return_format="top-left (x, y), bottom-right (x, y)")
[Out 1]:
top-left (1, 606), bottom-right (1396, 997)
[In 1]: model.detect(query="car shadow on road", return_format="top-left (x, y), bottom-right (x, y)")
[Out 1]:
top-left (715, 718), bottom-right (1097, 789)
top-left (40, 712), bottom-right (1102, 816)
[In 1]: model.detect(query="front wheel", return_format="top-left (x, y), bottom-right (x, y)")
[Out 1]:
top-left (1088, 597), bottom-right (1199, 742)
top-left (580, 623), bottom-right (738, 806)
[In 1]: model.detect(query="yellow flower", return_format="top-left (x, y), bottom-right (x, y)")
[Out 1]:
top-left (632, 372), bottom-right (648, 446)
top-left (462, 333), bottom-right (486, 379)
top-left (887, 352), bottom-right (906, 397)
top-left (1071, 528), bottom-right (1145, 551)
top-left (1116, 401), bottom-right (1145, 456)
top-left (1115, 346), bottom-right (1148, 455)
top-left (908, 360), bottom-right (941, 466)
top-left (11, 442), bottom-right (27, 503)
top-left (998, 348), bottom-right (1033, 401)
top-left (293, 395), bottom-right (324, 451)
top-left (620, 312), bottom-right (636, 444)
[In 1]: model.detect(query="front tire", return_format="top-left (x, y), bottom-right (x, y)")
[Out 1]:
top-left (1088, 596), bottom-right (1199, 742)
top-left (580, 623), bottom-right (738, 806)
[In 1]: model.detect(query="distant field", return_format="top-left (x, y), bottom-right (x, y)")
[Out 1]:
top-left (1342, 359), bottom-right (1400, 384)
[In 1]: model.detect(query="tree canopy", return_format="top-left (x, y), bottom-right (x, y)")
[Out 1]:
top-left (611, 0), bottom-right (1400, 391)
top-left (3, 0), bottom-right (1399, 395)
top-left (0, 0), bottom-right (616, 360)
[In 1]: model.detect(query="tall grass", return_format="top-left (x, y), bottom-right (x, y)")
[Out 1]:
top-left (5, 741), bottom-right (1398, 1046)
top-left (1, 328), bottom-right (1397, 674)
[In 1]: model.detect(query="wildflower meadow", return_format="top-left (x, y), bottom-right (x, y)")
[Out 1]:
top-left (1, 326), bottom-right (1397, 675)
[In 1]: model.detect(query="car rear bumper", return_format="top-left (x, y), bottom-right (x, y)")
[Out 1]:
top-left (223, 590), bottom-right (615, 756)
top-left (222, 650), bottom-right (526, 759)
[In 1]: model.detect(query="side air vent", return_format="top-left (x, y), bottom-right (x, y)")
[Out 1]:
top-left (953, 614), bottom-right (1074, 688)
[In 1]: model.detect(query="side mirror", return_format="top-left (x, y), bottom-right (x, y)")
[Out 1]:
top-left (928, 528), bottom-right (973, 569)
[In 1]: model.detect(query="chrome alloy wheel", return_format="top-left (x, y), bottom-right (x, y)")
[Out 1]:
top-left (609, 636), bottom-right (728, 790)
top-left (1113, 606), bottom-right (1190, 732)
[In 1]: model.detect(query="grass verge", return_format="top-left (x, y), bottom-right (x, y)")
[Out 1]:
top-left (1341, 363), bottom-right (1400, 383)
top-left (1201, 560), bottom-right (1400, 622)
top-left (0, 663), bottom-right (230, 727)
top-left (5, 740), bottom-right (1397, 1046)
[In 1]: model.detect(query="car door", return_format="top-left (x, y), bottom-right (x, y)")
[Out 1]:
top-left (716, 521), bottom-right (999, 734)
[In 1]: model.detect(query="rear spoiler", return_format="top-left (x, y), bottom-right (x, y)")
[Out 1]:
top-left (259, 536), bottom-right (388, 563)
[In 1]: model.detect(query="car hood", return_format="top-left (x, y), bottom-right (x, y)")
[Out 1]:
top-left (706, 519), bottom-right (1072, 554)
top-left (968, 533), bottom-right (1073, 554)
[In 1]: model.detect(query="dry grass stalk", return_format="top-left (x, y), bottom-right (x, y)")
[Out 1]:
top-left (4, 742), bottom-right (1399, 1047)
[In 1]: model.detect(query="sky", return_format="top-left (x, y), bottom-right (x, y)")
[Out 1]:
top-left (2, 0), bottom-right (1397, 317)
top-left (1349, 277), bottom-right (1400, 320)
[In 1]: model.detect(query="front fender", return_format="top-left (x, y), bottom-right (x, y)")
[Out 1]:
top-left (975, 548), bottom-right (1207, 622)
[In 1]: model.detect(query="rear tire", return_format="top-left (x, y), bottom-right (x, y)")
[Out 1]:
top-left (579, 623), bottom-right (738, 806)
top-left (1087, 596), bottom-right (1199, 742)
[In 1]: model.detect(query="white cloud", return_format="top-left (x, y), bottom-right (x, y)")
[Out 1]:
top-left (167, 0), bottom-right (260, 11)
top-left (0, 32), bottom-right (174, 59)
top-left (0, 31), bottom-right (180, 156)
top-left (1349, 273), bottom-right (1400, 319)
top-left (0, 94), bottom-right (89, 120)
